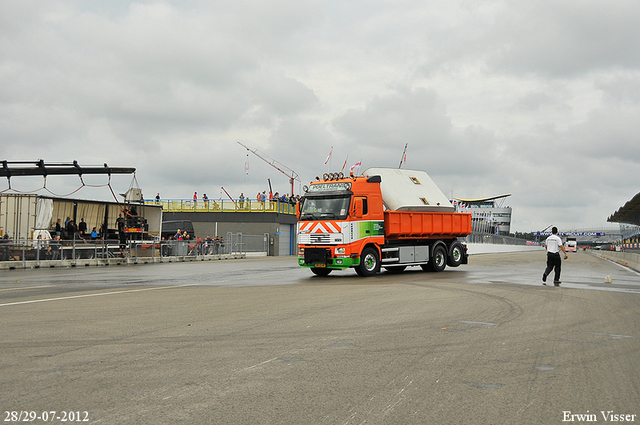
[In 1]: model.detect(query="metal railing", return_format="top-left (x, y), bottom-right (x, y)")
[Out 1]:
top-left (144, 198), bottom-right (297, 214)
top-left (1, 233), bottom-right (270, 268)
top-left (226, 232), bottom-right (270, 256)
top-left (1, 237), bottom-right (121, 265)
top-left (465, 231), bottom-right (538, 246)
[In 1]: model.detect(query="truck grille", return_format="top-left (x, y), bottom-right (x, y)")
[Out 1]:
top-left (299, 233), bottom-right (332, 244)
top-left (304, 248), bottom-right (331, 264)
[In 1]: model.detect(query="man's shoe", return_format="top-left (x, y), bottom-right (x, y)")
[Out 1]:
top-left (542, 273), bottom-right (547, 283)
top-left (554, 281), bottom-right (561, 286)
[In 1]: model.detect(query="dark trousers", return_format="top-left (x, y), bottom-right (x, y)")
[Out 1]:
top-left (544, 252), bottom-right (562, 282)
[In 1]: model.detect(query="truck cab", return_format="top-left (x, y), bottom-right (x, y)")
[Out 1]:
top-left (565, 237), bottom-right (577, 253)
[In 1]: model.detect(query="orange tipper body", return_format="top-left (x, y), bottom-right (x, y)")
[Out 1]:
top-left (297, 168), bottom-right (472, 277)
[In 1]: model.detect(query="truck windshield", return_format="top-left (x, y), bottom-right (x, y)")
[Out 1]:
top-left (299, 196), bottom-right (350, 220)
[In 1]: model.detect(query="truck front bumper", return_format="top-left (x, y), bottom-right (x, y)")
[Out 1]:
top-left (298, 256), bottom-right (358, 270)
top-left (298, 246), bottom-right (359, 270)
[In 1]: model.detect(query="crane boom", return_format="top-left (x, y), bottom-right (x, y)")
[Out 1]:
top-left (237, 141), bottom-right (300, 195)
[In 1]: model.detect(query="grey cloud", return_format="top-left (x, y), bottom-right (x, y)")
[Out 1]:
top-left (2, 1), bottom-right (640, 231)
top-left (596, 73), bottom-right (640, 105)
top-left (333, 87), bottom-right (453, 148)
top-left (413, 1), bottom-right (640, 79)
top-left (486, 1), bottom-right (640, 78)
top-left (567, 107), bottom-right (640, 162)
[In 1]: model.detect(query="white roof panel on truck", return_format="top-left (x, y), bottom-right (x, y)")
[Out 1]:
top-left (363, 168), bottom-right (454, 212)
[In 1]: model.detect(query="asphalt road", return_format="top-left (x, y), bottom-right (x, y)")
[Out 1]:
top-left (1, 251), bottom-right (639, 424)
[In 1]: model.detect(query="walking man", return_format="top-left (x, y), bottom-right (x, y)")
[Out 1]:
top-left (543, 227), bottom-right (568, 286)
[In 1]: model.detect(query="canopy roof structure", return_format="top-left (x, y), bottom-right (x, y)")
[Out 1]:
top-left (452, 194), bottom-right (512, 203)
top-left (1, 160), bottom-right (135, 177)
top-left (608, 192), bottom-right (640, 226)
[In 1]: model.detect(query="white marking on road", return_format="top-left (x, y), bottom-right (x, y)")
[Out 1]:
top-left (0, 284), bottom-right (194, 307)
top-left (460, 321), bottom-right (498, 326)
top-left (585, 332), bottom-right (633, 339)
top-left (0, 284), bottom-right (53, 292)
top-left (236, 357), bottom-right (279, 374)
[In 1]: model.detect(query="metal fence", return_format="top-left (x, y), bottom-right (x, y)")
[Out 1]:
top-left (1, 233), bottom-right (271, 268)
top-left (1, 237), bottom-right (125, 265)
top-left (226, 233), bottom-right (270, 255)
top-left (464, 231), bottom-right (537, 246)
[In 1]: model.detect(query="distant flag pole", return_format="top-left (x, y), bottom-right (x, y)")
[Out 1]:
top-left (244, 152), bottom-right (250, 176)
top-left (398, 143), bottom-right (408, 169)
top-left (341, 154), bottom-right (349, 172)
top-left (324, 146), bottom-right (333, 171)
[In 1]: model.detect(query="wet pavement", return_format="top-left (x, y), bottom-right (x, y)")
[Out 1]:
top-left (1, 251), bottom-right (638, 424)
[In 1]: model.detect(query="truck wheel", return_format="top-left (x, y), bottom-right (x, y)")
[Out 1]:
top-left (430, 244), bottom-right (447, 272)
top-left (311, 268), bottom-right (332, 276)
top-left (447, 241), bottom-right (464, 267)
top-left (357, 247), bottom-right (380, 277)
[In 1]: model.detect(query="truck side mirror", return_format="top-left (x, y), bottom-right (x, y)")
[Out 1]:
top-left (353, 199), bottom-right (363, 218)
top-left (296, 198), bottom-right (304, 219)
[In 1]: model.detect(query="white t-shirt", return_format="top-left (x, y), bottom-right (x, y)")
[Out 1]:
top-left (545, 234), bottom-right (563, 253)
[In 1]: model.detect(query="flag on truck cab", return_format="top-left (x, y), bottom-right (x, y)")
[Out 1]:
top-left (350, 160), bottom-right (362, 172)
top-left (324, 147), bottom-right (333, 165)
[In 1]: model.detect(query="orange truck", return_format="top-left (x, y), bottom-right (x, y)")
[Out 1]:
top-left (297, 168), bottom-right (472, 276)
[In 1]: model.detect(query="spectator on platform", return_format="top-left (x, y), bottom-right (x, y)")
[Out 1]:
top-left (50, 236), bottom-right (61, 260)
top-left (66, 220), bottom-right (77, 239)
top-left (116, 214), bottom-right (126, 256)
top-left (78, 218), bottom-right (87, 236)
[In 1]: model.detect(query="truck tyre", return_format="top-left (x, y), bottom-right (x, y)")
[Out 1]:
top-left (430, 244), bottom-right (447, 272)
top-left (447, 241), bottom-right (464, 268)
top-left (357, 247), bottom-right (380, 277)
top-left (311, 267), bottom-right (332, 276)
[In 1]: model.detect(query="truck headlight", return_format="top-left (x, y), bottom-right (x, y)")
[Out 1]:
top-left (335, 247), bottom-right (346, 255)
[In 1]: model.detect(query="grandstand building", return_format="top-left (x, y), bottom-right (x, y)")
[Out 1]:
top-left (607, 191), bottom-right (640, 250)
top-left (452, 194), bottom-right (512, 236)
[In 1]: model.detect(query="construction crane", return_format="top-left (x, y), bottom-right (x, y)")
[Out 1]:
top-left (237, 141), bottom-right (300, 195)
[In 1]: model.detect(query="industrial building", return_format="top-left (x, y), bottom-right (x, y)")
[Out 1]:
top-left (452, 194), bottom-right (512, 235)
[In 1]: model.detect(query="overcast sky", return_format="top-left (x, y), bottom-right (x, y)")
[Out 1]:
top-left (2, 1), bottom-right (639, 232)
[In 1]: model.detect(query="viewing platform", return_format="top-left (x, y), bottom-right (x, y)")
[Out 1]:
top-left (144, 199), bottom-right (297, 215)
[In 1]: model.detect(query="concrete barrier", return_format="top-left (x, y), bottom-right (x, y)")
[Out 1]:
top-left (467, 243), bottom-right (543, 255)
top-left (596, 251), bottom-right (640, 273)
